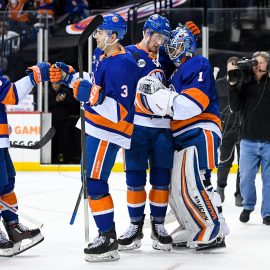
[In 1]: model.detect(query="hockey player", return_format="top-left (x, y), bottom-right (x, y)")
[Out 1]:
top-left (117, 14), bottom-right (175, 252)
top-left (49, 14), bottom-right (138, 262)
top-left (136, 21), bottom-right (229, 250)
top-left (0, 62), bottom-right (50, 257)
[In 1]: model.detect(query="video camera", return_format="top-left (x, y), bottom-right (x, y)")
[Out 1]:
top-left (236, 58), bottom-right (258, 69)
top-left (228, 57), bottom-right (258, 83)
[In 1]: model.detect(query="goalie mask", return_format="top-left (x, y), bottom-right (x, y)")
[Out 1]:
top-left (165, 24), bottom-right (198, 66)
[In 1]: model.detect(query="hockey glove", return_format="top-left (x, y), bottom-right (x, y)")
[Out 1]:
top-left (185, 21), bottom-right (200, 37)
top-left (27, 62), bottom-right (51, 86)
top-left (50, 62), bottom-right (76, 85)
top-left (73, 79), bottom-right (105, 106)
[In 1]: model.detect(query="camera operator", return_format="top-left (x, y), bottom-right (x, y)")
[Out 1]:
top-left (216, 57), bottom-right (242, 207)
top-left (229, 51), bottom-right (270, 225)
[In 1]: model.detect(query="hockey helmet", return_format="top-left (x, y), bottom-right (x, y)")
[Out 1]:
top-left (143, 14), bottom-right (171, 41)
top-left (98, 14), bottom-right (127, 40)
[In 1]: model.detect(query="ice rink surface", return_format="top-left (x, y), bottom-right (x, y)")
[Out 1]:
top-left (1, 171), bottom-right (269, 270)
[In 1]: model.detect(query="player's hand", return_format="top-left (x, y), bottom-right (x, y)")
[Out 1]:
top-left (185, 21), bottom-right (200, 37)
top-left (27, 62), bottom-right (51, 86)
top-left (73, 79), bottom-right (105, 106)
top-left (50, 62), bottom-right (75, 85)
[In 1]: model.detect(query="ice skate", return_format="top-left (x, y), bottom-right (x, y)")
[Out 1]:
top-left (118, 220), bottom-right (144, 251)
top-left (4, 222), bottom-right (44, 255)
top-left (84, 229), bottom-right (119, 262)
top-left (151, 221), bottom-right (172, 251)
top-left (0, 229), bottom-right (14, 257)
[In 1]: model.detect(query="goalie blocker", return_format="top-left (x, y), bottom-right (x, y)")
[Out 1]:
top-left (169, 146), bottom-right (229, 251)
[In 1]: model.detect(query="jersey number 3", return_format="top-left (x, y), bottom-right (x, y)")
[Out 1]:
top-left (121, 85), bottom-right (128, 97)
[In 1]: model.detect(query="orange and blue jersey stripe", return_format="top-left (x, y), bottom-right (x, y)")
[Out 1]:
top-left (181, 88), bottom-right (210, 112)
top-left (171, 112), bottom-right (222, 138)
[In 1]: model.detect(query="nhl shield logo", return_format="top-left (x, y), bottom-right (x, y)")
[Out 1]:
top-left (137, 59), bottom-right (146, 68)
top-left (112, 16), bottom-right (119, 22)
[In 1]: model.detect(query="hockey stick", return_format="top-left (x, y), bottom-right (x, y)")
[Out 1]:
top-left (0, 200), bottom-right (43, 228)
top-left (69, 185), bottom-right (83, 225)
top-left (76, 15), bottom-right (103, 242)
top-left (10, 127), bottom-right (56, 150)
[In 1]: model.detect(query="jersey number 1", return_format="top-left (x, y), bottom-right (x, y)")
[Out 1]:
top-left (198, 72), bottom-right (203, 82)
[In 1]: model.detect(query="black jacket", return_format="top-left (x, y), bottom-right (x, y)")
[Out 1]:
top-left (229, 73), bottom-right (270, 141)
top-left (216, 76), bottom-right (240, 129)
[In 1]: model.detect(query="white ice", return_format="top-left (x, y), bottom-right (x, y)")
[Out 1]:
top-left (1, 171), bottom-right (270, 270)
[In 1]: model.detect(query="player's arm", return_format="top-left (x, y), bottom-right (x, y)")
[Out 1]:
top-left (171, 68), bottom-right (211, 120)
top-left (72, 79), bottom-right (129, 123)
top-left (0, 62), bottom-right (50, 105)
top-left (50, 62), bottom-right (91, 87)
top-left (135, 70), bottom-right (209, 119)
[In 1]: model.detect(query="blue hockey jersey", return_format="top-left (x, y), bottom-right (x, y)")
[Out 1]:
top-left (126, 44), bottom-right (174, 128)
top-left (169, 55), bottom-right (222, 138)
top-left (0, 75), bottom-right (33, 148)
top-left (83, 46), bottom-right (139, 149)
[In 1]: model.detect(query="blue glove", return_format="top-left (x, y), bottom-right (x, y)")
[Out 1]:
top-left (73, 79), bottom-right (105, 106)
top-left (50, 62), bottom-right (76, 85)
top-left (27, 62), bottom-right (51, 86)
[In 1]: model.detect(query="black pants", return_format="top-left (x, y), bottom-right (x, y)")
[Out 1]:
top-left (217, 131), bottom-right (240, 196)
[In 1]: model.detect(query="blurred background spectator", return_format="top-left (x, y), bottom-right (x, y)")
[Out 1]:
top-left (216, 56), bottom-right (242, 207)
top-left (48, 82), bottom-right (80, 164)
top-left (64, 0), bottom-right (89, 24)
top-left (34, 0), bottom-right (55, 16)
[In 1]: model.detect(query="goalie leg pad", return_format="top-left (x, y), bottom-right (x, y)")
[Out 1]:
top-left (169, 146), bottom-right (222, 248)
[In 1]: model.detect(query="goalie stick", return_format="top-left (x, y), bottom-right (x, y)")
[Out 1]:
top-left (0, 199), bottom-right (43, 228)
top-left (70, 15), bottom-right (103, 242)
top-left (10, 127), bottom-right (56, 150)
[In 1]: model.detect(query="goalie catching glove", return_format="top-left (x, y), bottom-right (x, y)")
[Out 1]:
top-left (73, 79), bottom-right (105, 106)
top-left (27, 62), bottom-right (51, 86)
top-left (135, 76), bottom-right (178, 117)
top-left (50, 62), bottom-right (76, 85)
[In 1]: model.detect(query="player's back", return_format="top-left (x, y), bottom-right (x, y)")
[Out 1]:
top-left (169, 55), bottom-right (221, 138)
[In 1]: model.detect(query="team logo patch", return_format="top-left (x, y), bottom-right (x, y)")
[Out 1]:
top-left (112, 16), bottom-right (119, 22)
top-left (137, 59), bottom-right (146, 68)
top-left (151, 14), bottom-right (158, 20)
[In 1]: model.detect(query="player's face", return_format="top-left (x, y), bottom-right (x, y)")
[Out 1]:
top-left (146, 32), bottom-right (167, 53)
top-left (93, 29), bottom-right (109, 50)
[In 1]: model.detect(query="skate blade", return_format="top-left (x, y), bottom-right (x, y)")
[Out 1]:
top-left (196, 238), bottom-right (226, 252)
top-left (152, 240), bottom-right (172, 251)
top-left (85, 250), bottom-right (120, 262)
top-left (172, 242), bottom-right (187, 249)
top-left (118, 240), bottom-right (141, 251)
top-left (13, 233), bottom-right (44, 256)
top-left (0, 247), bottom-right (14, 257)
